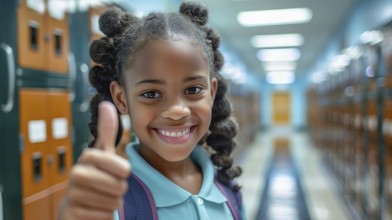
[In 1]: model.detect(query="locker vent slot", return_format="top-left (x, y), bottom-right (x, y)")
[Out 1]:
top-left (32, 154), bottom-right (42, 182)
top-left (29, 23), bottom-right (39, 50)
top-left (54, 30), bottom-right (62, 55)
top-left (58, 150), bottom-right (65, 173)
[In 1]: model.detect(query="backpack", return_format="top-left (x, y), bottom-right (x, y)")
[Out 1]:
top-left (118, 173), bottom-right (243, 220)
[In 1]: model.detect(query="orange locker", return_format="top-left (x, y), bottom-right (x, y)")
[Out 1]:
top-left (47, 92), bottom-right (73, 185)
top-left (364, 101), bottom-right (379, 219)
top-left (353, 103), bottom-right (364, 210)
top-left (383, 100), bottom-right (392, 219)
top-left (367, 144), bottom-right (379, 219)
top-left (46, 13), bottom-right (70, 73)
top-left (19, 90), bottom-right (51, 197)
top-left (19, 89), bottom-right (73, 220)
top-left (17, 1), bottom-right (46, 71)
top-left (22, 193), bottom-right (51, 220)
top-left (17, 0), bottom-right (69, 73)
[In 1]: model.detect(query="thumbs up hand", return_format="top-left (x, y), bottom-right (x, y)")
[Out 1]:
top-left (58, 102), bottom-right (131, 220)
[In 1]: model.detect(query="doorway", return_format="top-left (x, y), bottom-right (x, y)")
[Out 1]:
top-left (272, 92), bottom-right (291, 125)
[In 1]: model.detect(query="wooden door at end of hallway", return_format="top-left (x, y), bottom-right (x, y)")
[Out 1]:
top-left (272, 92), bottom-right (291, 125)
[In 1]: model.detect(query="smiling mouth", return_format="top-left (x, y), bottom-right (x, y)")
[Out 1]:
top-left (157, 127), bottom-right (191, 137)
top-left (153, 126), bottom-right (195, 144)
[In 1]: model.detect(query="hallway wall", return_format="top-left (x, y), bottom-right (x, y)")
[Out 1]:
top-left (261, 0), bottom-right (392, 130)
top-left (306, 0), bottom-right (392, 82)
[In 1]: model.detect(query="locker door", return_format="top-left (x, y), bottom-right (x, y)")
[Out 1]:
top-left (0, 0), bottom-right (22, 219)
top-left (47, 91), bottom-right (73, 220)
top-left (46, 12), bottom-right (69, 74)
top-left (17, 0), bottom-right (47, 71)
top-left (47, 91), bottom-right (72, 185)
top-left (20, 89), bottom-right (51, 220)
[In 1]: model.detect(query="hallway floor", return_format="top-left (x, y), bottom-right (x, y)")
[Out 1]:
top-left (236, 127), bottom-right (351, 220)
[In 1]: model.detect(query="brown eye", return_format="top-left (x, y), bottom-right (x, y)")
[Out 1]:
top-left (185, 87), bottom-right (202, 95)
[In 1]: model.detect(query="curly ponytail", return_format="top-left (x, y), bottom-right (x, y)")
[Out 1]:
top-left (180, 2), bottom-right (242, 187)
top-left (88, 7), bottom-right (138, 148)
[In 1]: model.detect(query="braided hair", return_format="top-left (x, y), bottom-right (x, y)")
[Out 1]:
top-left (88, 1), bottom-right (242, 187)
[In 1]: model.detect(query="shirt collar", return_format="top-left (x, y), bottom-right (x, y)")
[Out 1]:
top-left (126, 142), bottom-right (227, 207)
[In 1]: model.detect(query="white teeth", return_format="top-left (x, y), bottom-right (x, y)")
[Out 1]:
top-left (158, 128), bottom-right (190, 137)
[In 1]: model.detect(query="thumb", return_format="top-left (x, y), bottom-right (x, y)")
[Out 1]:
top-left (95, 101), bottom-right (118, 153)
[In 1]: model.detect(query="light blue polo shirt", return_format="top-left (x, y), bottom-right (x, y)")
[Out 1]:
top-left (114, 142), bottom-right (245, 220)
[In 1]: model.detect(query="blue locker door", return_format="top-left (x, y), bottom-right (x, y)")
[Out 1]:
top-left (0, 0), bottom-right (22, 219)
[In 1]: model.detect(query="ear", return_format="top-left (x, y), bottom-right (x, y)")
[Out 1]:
top-left (110, 81), bottom-right (128, 114)
top-left (210, 77), bottom-right (218, 104)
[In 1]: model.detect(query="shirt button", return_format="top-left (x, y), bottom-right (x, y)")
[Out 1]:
top-left (197, 197), bottom-right (204, 205)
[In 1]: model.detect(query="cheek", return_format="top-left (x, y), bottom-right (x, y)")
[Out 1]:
top-left (129, 104), bottom-right (153, 123)
top-left (194, 99), bottom-right (213, 123)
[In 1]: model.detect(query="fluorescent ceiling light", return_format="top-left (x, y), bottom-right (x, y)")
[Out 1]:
top-left (257, 48), bottom-right (300, 62)
top-left (237, 8), bottom-right (312, 27)
top-left (360, 31), bottom-right (384, 45)
top-left (251, 34), bottom-right (304, 48)
top-left (266, 71), bottom-right (295, 84)
top-left (263, 62), bottom-right (297, 71)
top-left (311, 71), bottom-right (327, 84)
top-left (343, 46), bottom-right (362, 59)
top-left (328, 54), bottom-right (350, 75)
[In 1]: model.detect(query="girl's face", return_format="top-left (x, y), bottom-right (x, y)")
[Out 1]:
top-left (112, 39), bottom-right (217, 162)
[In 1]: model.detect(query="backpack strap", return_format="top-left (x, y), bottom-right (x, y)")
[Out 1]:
top-left (119, 174), bottom-right (159, 220)
top-left (214, 178), bottom-right (243, 220)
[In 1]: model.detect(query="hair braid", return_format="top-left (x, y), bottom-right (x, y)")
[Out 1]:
top-left (180, 2), bottom-right (242, 188)
top-left (88, 7), bottom-right (138, 148)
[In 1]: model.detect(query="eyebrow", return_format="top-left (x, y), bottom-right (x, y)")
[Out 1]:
top-left (135, 79), bottom-right (165, 85)
top-left (135, 75), bottom-right (207, 85)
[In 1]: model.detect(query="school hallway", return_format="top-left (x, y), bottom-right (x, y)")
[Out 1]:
top-left (237, 127), bottom-right (351, 220)
top-left (2, 0), bottom-right (392, 219)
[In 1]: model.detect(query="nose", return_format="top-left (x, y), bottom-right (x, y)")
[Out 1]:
top-left (161, 99), bottom-right (191, 120)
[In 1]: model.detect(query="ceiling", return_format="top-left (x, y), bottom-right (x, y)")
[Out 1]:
top-left (189, 0), bottom-right (358, 80)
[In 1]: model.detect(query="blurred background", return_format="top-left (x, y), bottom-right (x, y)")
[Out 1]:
top-left (0, 0), bottom-right (392, 219)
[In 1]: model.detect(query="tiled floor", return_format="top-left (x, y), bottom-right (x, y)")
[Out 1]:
top-left (236, 127), bottom-right (351, 220)
top-left (255, 137), bottom-right (310, 220)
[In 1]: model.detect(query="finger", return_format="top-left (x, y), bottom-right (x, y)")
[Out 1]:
top-left (79, 148), bottom-right (131, 179)
top-left (95, 101), bottom-right (118, 153)
top-left (67, 203), bottom-right (114, 220)
top-left (68, 186), bottom-right (123, 212)
top-left (70, 165), bottom-right (128, 197)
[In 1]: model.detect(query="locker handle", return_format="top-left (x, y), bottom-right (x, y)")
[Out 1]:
top-left (79, 63), bottom-right (89, 112)
top-left (0, 43), bottom-right (15, 113)
top-left (68, 52), bottom-right (76, 102)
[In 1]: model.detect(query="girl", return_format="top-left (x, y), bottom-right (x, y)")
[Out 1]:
top-left (58, 1), bottom-right (243, 220)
